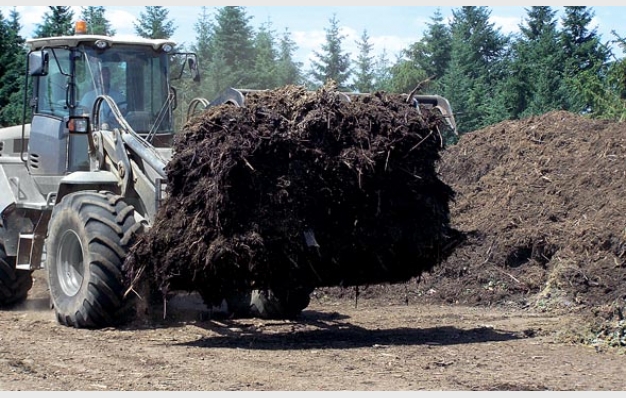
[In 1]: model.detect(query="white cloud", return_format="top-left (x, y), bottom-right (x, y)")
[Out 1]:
top-left (107, 9), bottom-right (138, 37)
top-left (2, 6), bottom-right (44, 36)
top-left (491, 15), bottom-right (523, 35)
top-left (292, 25), bottom-right (414, 73)
top-left (370, 35), bottom-right (414, 59)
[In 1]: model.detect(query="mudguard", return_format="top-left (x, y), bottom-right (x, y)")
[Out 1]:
top-left (0, 167), bottom-right (15, 217)
top-left (55, 171), bottom-right (120, 204)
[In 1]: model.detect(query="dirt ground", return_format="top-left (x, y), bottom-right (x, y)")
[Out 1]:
top-left (2, 110), bottom-right (626, 391)
top-left (0, 270), bottom-right (624, 391)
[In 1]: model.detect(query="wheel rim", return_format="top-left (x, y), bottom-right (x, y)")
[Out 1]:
top-left (56, 230), bottom-right (85, 297)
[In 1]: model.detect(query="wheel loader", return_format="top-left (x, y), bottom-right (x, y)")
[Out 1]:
top-left (0, 23), bottom-right (458, 329)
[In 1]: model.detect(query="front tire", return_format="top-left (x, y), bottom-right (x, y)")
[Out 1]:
top-left (46, 191), bottom-right (141, 329)
top-left (0, 243), bottom-right (33, 307)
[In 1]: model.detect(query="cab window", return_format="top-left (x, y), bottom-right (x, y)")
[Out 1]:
top-left (36, 49), bottom-right (71, 118)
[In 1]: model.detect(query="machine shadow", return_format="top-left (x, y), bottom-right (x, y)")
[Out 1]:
top-left (150, 308), bottom-right (523, 351)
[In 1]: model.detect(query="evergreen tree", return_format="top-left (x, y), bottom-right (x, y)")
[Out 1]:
top-left (0, 8), bottom-right (27, 127)
top-left (275, 28), bottom-right (303, 86)
top-left (309, 14), bottom-right (352, 89)
top-left (373, 49), bottom-right (393, 91)
top-left (440, 6), bottom-right (509, 133)
top-left (80, 6), bottom-right (115, 36)
top-left (561, 7), bottom-right (608, 74)
top-left (387, 57), bottom-right (430, 94)
top-left (203, 53), bottom-right (233, 101)
top-left (208, 6), bottom-right (256, 90)
top-left (134, 6), bottom-right (176, 40)
top-left (34, 6), bottom-right (74, 38)
top-left (191, 7), bottom-right (214, 66)
top-left (352, 29), bottom-right (375, 93)
top-left (213, 6), bottom-right (256, 72)
top-left (190, 7), bottom-right (216, 97)
top-left (569, 29), bottom-right (626, 121)
top-left (386, 10), bottom-right (452, 95)
top-left (502, 6), bottom-right (568, 119)
top-left (609, 31), bottom-right (626, 102)
top-left (593, 31), bottom-right (626, 120)
top-left (401, 8), bottom-right (451, 93)
top-left (251, 21), bottom-right (279, 89)
top-left (0, 10), bottom-right (14, 126)
top-left (440, 55), bottom-right (469, 133)
top-left (560, 6), bottom-right (611, 114)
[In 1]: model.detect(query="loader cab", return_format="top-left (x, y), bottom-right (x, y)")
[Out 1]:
top-left (25, 33), bottom-right (179, 195)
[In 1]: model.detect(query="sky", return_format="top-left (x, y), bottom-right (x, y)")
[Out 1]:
top-left (2, 5), bottom-right (625, 70)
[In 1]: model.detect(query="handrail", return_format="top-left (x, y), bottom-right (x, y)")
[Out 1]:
top-left (92, 95), bottom-right (168, 180)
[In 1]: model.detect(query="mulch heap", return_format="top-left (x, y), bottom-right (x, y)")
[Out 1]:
top-left (124, 83), bottom-right (463, 306)
top-left (422, 110), bottom-right (626, 345)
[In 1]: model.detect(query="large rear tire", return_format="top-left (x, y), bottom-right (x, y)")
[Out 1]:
top-left (46, 191), bottom-right (141, 329)
top-left (0, 244), bottom-right (33, 307)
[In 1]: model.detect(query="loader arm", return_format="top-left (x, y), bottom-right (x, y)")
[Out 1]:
top-left (90, 95), bottom-right (170, 225)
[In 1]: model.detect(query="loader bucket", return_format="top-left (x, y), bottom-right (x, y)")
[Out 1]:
top-left (410, 94), bottom-right (457, 136)
top-left (201, 88), bottom-right (457, 136)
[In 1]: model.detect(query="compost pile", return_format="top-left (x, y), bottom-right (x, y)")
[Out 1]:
top-left (124, 83), bottom-right (463, 306)
top-left (396, 111), bottom-right (624, 333)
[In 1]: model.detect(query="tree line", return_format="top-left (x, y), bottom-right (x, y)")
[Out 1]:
top-left (1, 6), bottom-right (625, 137)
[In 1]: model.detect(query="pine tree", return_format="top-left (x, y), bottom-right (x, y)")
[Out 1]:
top-left (80, 6), bottom-right (115, 36)
top-left (309, 14), bottom-right (352, 89)
top-left (275, 28), bottom-right (303, 86)
top-left (0, 8), bottom-right (27, 126)
top-left (498, 6), bottom-right (568, 120)
top-left (134, 6), bottom-right (176, 40)
top-left (190, 7), bottom-right (216, 97)
top-left (191, 7), bottom-right (214, 65)
top-left (373, 49), bottom-right (393, 91)
top-left (386, 10), bottom-right (452, 95)
top-left (594, 31), bottom-right (626, 120)
top-left (209, 6), bottom-right (256, 89)
top-left (520, 7), bottom-right (568, 117)
top-left (560, 6), bottom-right (611, 114)
top-left (440, 6), bottom-right (509, 133)
top-left (251, 21), bottom-right (279, 90)
top-left (352, 29), bottom-right (375, 93)
top-left (401, 8), bottom-right (451, 93)
top-left (213, 6), bottom-right (255, 71)
top-left (561, 7), bottom-right (608, 74)
top-left (0, 10), bottom-right (13, 126)
top-left (387, 58), bottom-right (429, 94)
top-left (34, 6), bottom-right (74, 38)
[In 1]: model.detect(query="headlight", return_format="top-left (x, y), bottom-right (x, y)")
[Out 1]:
top-left (68, 117), bottom-right (90, 134)
top-left (95, 40), bottom-right (109, 50)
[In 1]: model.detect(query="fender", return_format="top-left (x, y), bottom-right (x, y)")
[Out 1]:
top-left (0, 166), bottom-right (15, 217)
top-left (0, 161), bottom-right (43, 258)
top-left (55, 171), bottom-right (120, 204)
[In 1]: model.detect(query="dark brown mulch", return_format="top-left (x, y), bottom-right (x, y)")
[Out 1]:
top-left (322, 111), bottom-right (626, 338)
top-left (124, 83), bottom-right (462, 306)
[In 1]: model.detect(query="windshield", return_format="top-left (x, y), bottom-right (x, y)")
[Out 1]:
top-left (75, 44), bottom-right (173, 136)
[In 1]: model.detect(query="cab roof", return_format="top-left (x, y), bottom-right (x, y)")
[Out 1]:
top-left (26, 35), bottom-right (176, 52)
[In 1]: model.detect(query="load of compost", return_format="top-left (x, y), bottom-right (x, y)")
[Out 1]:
top-left (124, 83), bottom-right (463, 306)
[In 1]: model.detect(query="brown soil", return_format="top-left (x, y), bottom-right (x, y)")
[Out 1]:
top-left (2, 109), bottom-right (626, 391)
top-left (1, 269), bottom-right (624, 391)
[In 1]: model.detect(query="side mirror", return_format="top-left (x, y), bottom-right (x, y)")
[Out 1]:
top-left (170, 87), bottom-right (178, 111)
top-left (29, 51), bottom-right (49, 76)
top-left (188, 57), bottom-right (201, 82)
